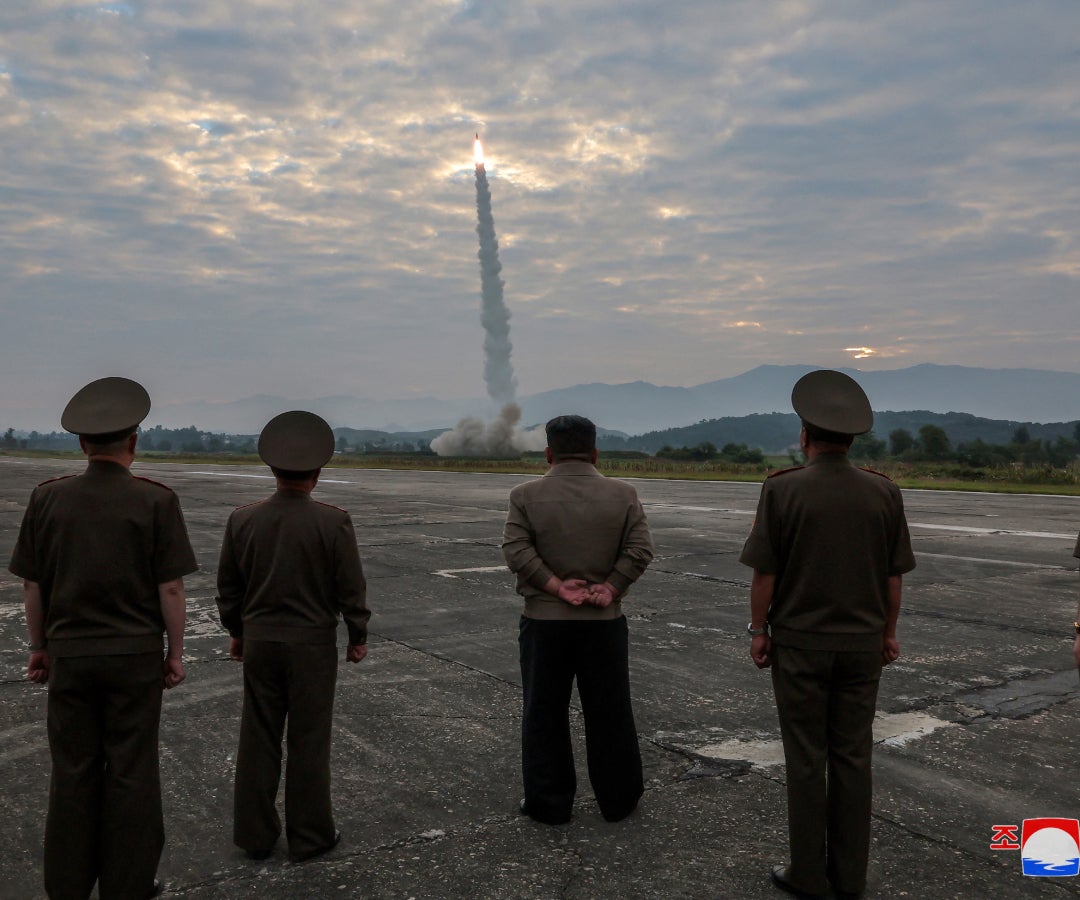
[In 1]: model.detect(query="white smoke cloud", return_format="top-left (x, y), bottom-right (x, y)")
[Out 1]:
top-left (430, 402), bottom-right (546, 457)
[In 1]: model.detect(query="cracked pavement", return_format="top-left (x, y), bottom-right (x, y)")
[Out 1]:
top-left (1, 457), bottom-right (1079, 897)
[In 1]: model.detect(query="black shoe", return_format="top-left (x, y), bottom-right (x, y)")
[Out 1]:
top-left (770, 865), bottom-right (829, 900)
top-left (289, 830), bottom-right (341, 863)
top-left (518, 797), bottom-right (571, 826)
top-left (600, 801), bottom-right (639, 823)
top-left (832, 890), bottom-right (863, 900)
top-left (145, 880), bottom-right (163, 899)
top-left (245, 847), bottom-right (273, 861)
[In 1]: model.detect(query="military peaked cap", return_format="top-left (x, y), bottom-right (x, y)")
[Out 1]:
top-left (791, 369), bottom-right (873, 435)
top-left (61, 376), bottom-right (151, 439)
top-left (258, 410), bottom-right (335, 471)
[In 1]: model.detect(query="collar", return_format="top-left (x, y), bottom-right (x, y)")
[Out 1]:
top-left (544, 461), bottom-right (602, 477)
top-left (273, 488), bottom-right (313, 500)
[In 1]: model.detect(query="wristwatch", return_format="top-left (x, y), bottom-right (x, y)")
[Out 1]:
top-left (747, 622), bottom-right (769, 637)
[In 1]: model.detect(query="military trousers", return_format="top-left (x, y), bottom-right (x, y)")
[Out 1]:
top-left (771, 643), bottom-right (882, 896)
top-left (45, 652), bottom-right (164, 900)
top-left (234, 639), bottom-right (338, 860)
top-left (518, 615), bottom-right (643, 824)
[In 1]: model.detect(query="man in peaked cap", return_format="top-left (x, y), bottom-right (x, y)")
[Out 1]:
top-left (739, 370), bottom-right (916, 900)
top-left (216, 410), bottom-right (369, 863)
top-left (8, 376), bottom-right (198, 899)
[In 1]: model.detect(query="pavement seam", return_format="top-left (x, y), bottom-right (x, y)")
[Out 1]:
top-left (373, 633), bottom-right (522, 691)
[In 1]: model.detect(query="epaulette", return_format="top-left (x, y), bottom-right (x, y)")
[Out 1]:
top-left (859, 466), bottom-right (895, 481)
top-left (232, 499), bottom-right (267, 512)
top-left (37, 474), bottom-right (77, 487)
top-left (314, 500), bottom-right (349, 514)
top-left (766, 465), bottom-right (804, 479)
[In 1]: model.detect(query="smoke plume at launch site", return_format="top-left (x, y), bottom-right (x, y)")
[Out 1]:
top-left (431, 138), bottom-right (544, 457)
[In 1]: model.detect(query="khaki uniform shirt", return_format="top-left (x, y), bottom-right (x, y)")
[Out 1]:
top-left (739, 453), bottom-right (916, 651)
top-left (502, 461), bottom-right (654, 620)
top-left (216, 490), bottom-right (369, 645)
top-left (8, 459), bottom-right (198, 657)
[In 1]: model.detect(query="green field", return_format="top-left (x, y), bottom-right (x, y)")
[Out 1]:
top-left (7, 449), bottom-right (1079, 495)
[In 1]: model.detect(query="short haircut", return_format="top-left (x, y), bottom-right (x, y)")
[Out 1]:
top-left (270, 466), bottom-right (320, 482)
top-left (545, 415), bottom-right (597, 458)
top-left (83, 429), bottom-right (136, 454)
top-left (802, 421), bottom-right (855, 448)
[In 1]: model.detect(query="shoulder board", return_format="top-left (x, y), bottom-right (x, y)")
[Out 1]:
top-left (314, 500), bottom-right (349, 514)
top-left (232, 499), bottom-right (266, 512)
top-left (858, 466), bottom-right (894, 481)
top-left (132, 475), bottom-right (177, 493)
top-left (766, 465), bottom-right (804, 479)
top-left (37, 474), bottom-right (77, 487)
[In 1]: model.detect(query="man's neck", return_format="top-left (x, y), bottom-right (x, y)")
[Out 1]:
top-left (86, 453), bottom-right (134, 470)
top-left (805, 444), bottom-right (849, 462)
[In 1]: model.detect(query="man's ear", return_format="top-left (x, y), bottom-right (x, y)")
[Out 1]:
top-left (127, 433), bottom-right (138, 454)
top-left (545, 447), bottom-right (553, 464)
top-left (590, 448), bottom-right (599, 464)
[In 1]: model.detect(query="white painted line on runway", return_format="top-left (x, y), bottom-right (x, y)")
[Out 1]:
top-left (190, 471), bottom-right (271, 479)
top-left (916, 551), bottom-right (1067, 569)
top-left (433, 566), bottom-right (508, 579)
top-left (647, 503), bottom-right (754, 514)
top-left (909, 523), bottom-right (1074, 539)
top-left (189, 471), bottom-right (357, 484)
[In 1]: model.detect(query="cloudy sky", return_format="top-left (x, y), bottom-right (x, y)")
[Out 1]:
top-left (2, 1), bottom-right (1079, 428)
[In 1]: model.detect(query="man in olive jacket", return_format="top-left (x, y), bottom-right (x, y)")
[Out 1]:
top-left (9, 376), bottom-right (196, 900)
top-left (740, 370), bottom-right (916, 900)
top-left (503, 414), bottom-right (653, 825)
top-left (216, 410), bottom-right (370, 863)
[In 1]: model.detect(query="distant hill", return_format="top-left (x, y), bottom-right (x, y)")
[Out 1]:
top-left (520, 365), bottom-right (1080, 434)
top-left (616, 411), bottom-right (1080, 455)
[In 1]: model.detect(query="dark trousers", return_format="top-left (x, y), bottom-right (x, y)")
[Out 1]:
top-left (234, 640), bottom-right (338, 860)
top-left (771, 644), bottom-right (882, 896)
top-left (45, 652), bottom-right (164, 900)
top-left (518, 615), bottom-right (643, 824)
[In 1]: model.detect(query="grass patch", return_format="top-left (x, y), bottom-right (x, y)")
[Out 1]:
top-left (4, 450), bottom-right (1080, 495)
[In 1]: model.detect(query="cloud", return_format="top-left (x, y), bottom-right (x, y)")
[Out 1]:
top-left (1, 0), bottom-right (1079, 425)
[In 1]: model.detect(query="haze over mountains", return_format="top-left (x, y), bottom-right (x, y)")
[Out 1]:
top-left (153, 365), bottom-right (1080, 435)
top-left (6, 365), bottom-right (1080, 436)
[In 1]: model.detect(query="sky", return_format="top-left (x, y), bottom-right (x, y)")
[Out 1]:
top-left (2, 1), bottom-right (1079, 429)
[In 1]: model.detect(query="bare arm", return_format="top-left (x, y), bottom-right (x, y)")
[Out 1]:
top-left (749, 570), bottom-right (775, 669)
top-left (883, 574), bottom-right (902, 665)
top-left (23, 580), bottom-right (49, 684)
top-left (159, 578), bottom-right (187, 689)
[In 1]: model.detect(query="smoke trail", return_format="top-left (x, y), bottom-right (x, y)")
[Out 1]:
top-left (474, 156), bottom-right (517, 406)
top-left (433, 138), bottom-right (543, 457)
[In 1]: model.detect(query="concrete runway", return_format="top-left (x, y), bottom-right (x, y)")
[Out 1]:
top-left (0, 455), bottom-right (1078, 898)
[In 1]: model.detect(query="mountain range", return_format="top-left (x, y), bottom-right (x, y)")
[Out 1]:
top-left (6, 364), bottom-right (1080, 436)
